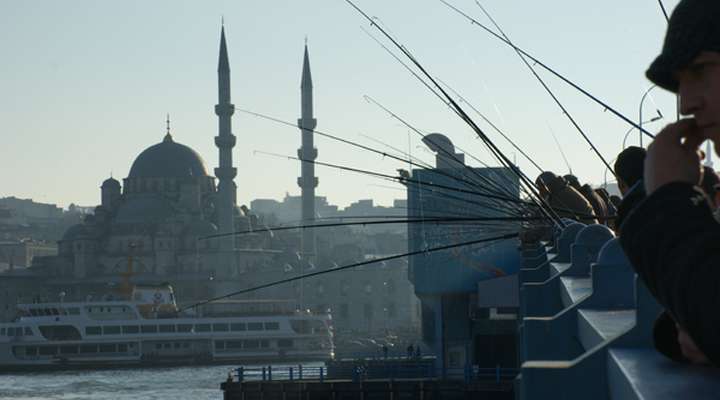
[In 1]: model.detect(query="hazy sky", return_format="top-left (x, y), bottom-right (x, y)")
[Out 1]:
top-left (1, 0), bottom-right (681, 209)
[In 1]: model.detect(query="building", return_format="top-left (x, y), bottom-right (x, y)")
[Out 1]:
top-left (407, 133), bottom-right (522, 372)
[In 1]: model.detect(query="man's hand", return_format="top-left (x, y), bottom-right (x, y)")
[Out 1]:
top-left (645, 119), bottom-right (705, 195)
top-left (677, 324), bottom-right (711, 365)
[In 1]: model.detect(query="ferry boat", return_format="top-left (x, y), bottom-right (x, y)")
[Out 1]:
top-left (0, 285), bottom-right (334, 370)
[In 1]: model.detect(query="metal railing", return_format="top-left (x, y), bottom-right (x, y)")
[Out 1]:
top-left (229, 364), bottom-right (519, 384)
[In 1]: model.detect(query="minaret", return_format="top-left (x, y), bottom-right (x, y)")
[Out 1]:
top-left (297, 42), bottom-right (318, 261)
top-left (214, 25), bottom-right (237, 253)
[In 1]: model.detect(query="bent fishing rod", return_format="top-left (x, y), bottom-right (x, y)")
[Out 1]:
top-left (440, 0), bottom-right (656, 141)
top-left (474, 1), bottom-right (616, 176)
top-left (180, 232), bottom-right (519, 311)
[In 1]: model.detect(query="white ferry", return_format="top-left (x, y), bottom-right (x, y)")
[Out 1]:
top-left (0, 285), bottom-right (334, 371)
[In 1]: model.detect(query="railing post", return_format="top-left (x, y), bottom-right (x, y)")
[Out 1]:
top-left (289, 366), bottom-right (294, 381)
top-left (268, 365), bottom-right (273, 381)
top-left (237, 367), bottom-right (244, 382)
top-left (298, 364), bottom-right (303, 380)
top-left (496, 364), bottom-right (500, 384)
top-left (320, 367), bottom-right (324, 383)
top-left (262, 366), bottom-right (266, 381)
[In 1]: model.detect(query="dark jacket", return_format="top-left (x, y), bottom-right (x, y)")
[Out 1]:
top-left (616, 181), bottom-right (646, 230)
top-left (545, 176), bottom-right (598, 225)
top-left (620, 182), bottom-right (720, 366)
top-left (581, 184), bottom-right (608, 223)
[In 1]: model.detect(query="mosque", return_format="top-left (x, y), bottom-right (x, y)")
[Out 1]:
top-left (32, 27), bottom-right (315, 304)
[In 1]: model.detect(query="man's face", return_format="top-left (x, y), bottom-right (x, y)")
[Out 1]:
top-left (676, 52), bottom-right (720, 153)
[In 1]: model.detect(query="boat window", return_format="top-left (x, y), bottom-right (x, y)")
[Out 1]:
top-left (60, 345), bottom-right (78, 355)
top-left (247, 322), bottom-right (263, 331)
top-left (163, 343), bottom-right (171, 349)
top-left (80, 344), bottom-right (97, 353)
top-left (195, 324), bottom-right (211, 332)
top-left (182, 343), bottom-right (190, 349)
top-left (103, 326), bottom-right (121, 335)
top-left (159, 325), bottom-right (175, 333)
top-left (67, 308), bottom-right (80, 315)
top-left (260, 340), bottom-right (269, 348)
top-left (25, 346), bottom-right (38, 356)
top-left (44, 308), bottom-right (51, 315)
top-left (118, 344), bottom-right (128, 353)
top-left (51, 308), bottom-right (59, 315)
top-left (0, 328), bottom-right (5, 335)
top-left (99, 344), bottom-right (116, 353)
top-left (30, 309), bottom-right (38, 316)
top-left (155, 343), bottom-right (162, 350)
top-left (264, 322), bottom-right (279, 330)
top-left (122, 325), bottom-right (139, 334)
top-left (226, 340), bottom-right (242, 349)
top-left (39, 325), bottom-right (82, 341)
top-left (173, 342), bottom-right (181, 349)
top-left (141, 325), bottom-right (158, 333)
top-left (6, 328), bottom-right (13, 336)
top-left (212, 323), bottom-right (229, 332)
top-left (278, 339), bottom-right (293, 348)
top-left (86, 326), bottom-right (102, 335)
top-left (244, 340), bottom-right (260, 349)
top-left (230, 323), bottom-right (246, 331)
top-left (215, 341), bottom-right (225, 350)
top-left (177, 324), bottom-right (193, 333)
top-left (24, 327), bottom-right (32, 336)
top-left (39, 346), bottom-right (57, 356)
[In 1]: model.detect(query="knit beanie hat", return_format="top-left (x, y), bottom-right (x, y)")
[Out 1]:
top-left (647, 0), bottom-right (720, 92)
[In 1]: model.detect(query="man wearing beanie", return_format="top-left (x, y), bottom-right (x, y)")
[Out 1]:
top-left (620, 0), bottom-right (720, 366)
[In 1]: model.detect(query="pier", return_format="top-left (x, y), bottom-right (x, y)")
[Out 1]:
top-left (221, 362), bottom-right (516, 400)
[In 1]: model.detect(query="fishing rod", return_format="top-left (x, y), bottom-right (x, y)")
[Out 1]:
top-left (346, 1), bottom-right (564, 227)
top-left (440, 0), bottom-right (656, 141)
top-left (180, 232), bottom-right (520, 311)
top-left (360, 26), bottom-right (541, 203)
top-left (238, 108), bottom-right (514, 206)
top-left (253, 149), bottom-right (533, 207)
top-left (547, 123), bottom-right (573, 175)
top-left (657, 0), bottom-right (670, 22)
top-left (436, 78), bottom-right (544, 173)
top-left (362, 94), bottom-right (530, 211)
top-left (199, 216), bottom-right (536, 241)
top-left (473, 1), bottom-right (616, 177)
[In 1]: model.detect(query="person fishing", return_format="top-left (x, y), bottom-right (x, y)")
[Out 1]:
top-left (613, 146), bottom-right (647, 230)
top-left (536, 172), bottom-right (598, 225)
top-left (620, 0), bottom-right (720, 366)
top-left (564, 174), bottom-right (608, 224)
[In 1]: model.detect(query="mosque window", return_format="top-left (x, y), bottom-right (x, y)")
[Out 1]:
top-left (364, 283), bottom-right (372, 294)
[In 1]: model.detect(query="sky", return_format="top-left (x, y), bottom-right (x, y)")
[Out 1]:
top-left (0, 0), bottom-right (681, 209)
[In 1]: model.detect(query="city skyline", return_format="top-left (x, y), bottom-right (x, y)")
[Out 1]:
top-left (2, 0), bottom-right (680, 208)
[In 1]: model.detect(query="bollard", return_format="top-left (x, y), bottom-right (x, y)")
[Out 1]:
top-left (320, 366), bottom-right (324, 383)
top-left (268, 365), bottom-right (272, 381)
top-left (298, 364), bottom-right (303, 380)
top-left (262, 366), bottom-right (266, 381)
top-left (289, 366), bottom-right (294, 381)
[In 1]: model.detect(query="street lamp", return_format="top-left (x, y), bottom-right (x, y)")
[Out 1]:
top-left (623, 111), bottom-right (663, 149)
top-left (639, 85), bottom-right (659, 147)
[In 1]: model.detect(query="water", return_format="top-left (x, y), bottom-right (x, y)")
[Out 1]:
top-left (0, 365), bottom-right (234, 400)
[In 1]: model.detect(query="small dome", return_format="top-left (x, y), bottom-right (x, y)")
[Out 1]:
top-left (102, 177), bottom-right (121, 188)
top-left (128, 135), bottom-right (208, 179)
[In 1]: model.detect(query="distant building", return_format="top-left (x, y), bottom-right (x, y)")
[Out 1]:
top-left (0, 197), bottom-right (63, 225)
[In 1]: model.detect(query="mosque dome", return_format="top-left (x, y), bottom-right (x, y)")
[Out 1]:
top-left (101, 177), bottom-right (120, 188)
top-left (128, 134), bottom-right (209, 179)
